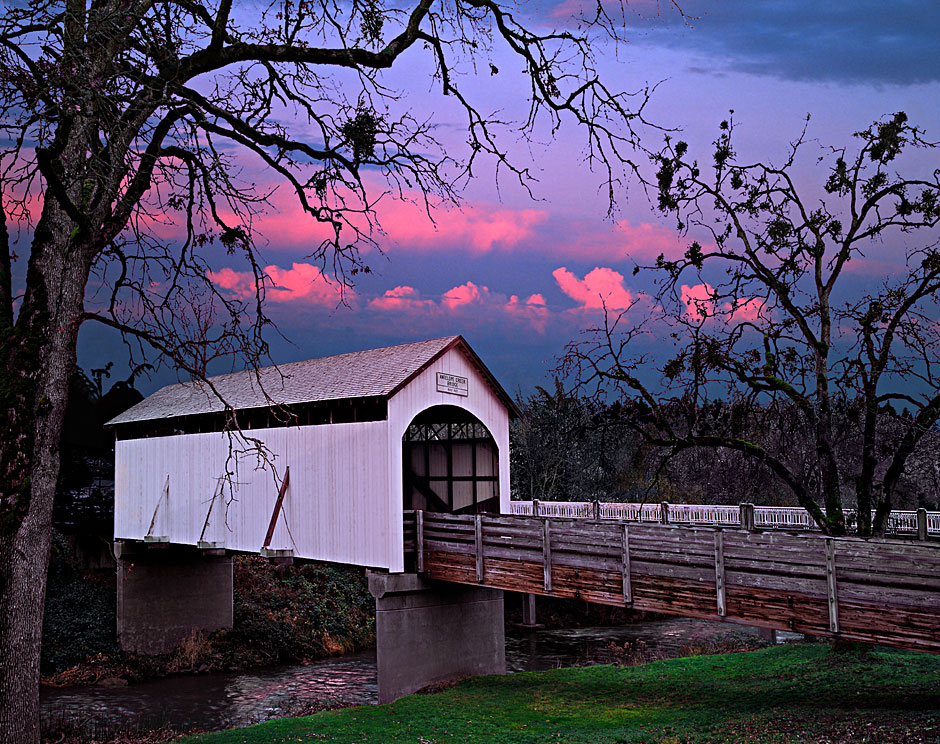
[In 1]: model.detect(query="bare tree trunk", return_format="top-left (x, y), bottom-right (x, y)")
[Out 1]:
top-left (0, 209), bottom-right (89, 743)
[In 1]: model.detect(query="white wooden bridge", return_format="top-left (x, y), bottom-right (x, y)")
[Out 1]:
top-left (107, 336), bottom-right (940, 703)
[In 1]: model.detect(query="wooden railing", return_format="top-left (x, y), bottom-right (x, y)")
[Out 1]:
top-left (404, 510), bottom-right (940, 654)
top-left (508, 500), bottom-right (939, 538)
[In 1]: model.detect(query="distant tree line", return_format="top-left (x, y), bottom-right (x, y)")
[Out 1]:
top-left (55, 365), bottom-right (144, 537)
top-left (511, 382), bottom-right (940, 512)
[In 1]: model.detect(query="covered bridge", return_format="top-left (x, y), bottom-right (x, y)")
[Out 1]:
top-left (108, 335), bottom-right (515, 573)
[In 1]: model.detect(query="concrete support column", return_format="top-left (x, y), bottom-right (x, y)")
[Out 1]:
top-left (521, 592), bottom-right (538, 626)
top-left (116, 541), bottom-right (233, 655)
top-left (369, 572), bottom-right (505, 704)
top-left (757, 626), bottom-right (778, 644)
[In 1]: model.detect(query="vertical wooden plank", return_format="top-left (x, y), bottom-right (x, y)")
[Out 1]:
top-left (542, 519), bottom-right (552, 593)
top-left (740, 502), bottom-right (755, 531)
top-left (593, 500), bottom-right (601, 521)
top-left (621, 523), bottom-right (632, 605)
top-left (660, 502), bottom-right (670, 524)
top-left (917, 508), bottom-right (928, 541)
top-left (475, 514), bottom-right (484, 583)
top-left (825, 538), bottom-right (840, 633)
top-left (533, 499), bottom-right (541, 518)
top-left (417, 510), bottom-right (425, 574)
top-left (714, 531), bottom-right (726, 617)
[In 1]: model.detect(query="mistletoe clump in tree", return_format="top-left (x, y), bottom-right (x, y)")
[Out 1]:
top-left (565, 112), bottom-right (940, 536)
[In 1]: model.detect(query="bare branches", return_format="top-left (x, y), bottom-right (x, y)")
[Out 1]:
top-left (0, 203), bottom-right (11, 333)
top-left (0, 0), bottom-right (671, 386)
top-left (564, 113), bottom-right (940, 536)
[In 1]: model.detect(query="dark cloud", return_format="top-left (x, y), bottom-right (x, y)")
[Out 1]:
top-left (624, 1), bottom-right (940, 86)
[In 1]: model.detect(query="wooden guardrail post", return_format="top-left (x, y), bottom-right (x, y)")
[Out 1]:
top-left (416, 510), bottom-right (425, 574)
top-left (593, 500), bottom-right (601, 521)
top-left (621, 523), bottom-right (632, 605)
top-left (660, 502), bottom-right (670, 524)
top-left (917, 508), bottom-right (928, 540)
top-left (474, 514), bottom-right (484, 583)
top-left (825, 538), bottom-right (840, 633)
top-left (740, 502), bottom-right (755, 531)
top-left (714, 531), bottom-right (726, 617)
top-left (532, 499), bottom-right (541, 517)
top-left (542, 519), bottom-right (552, 593)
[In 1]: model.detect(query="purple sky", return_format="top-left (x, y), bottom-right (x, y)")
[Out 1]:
top-left (77, 1), bottom-right (940, 398)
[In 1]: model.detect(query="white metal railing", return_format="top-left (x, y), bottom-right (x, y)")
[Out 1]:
top-left (528, 501), bottom-right (594, 518)
top-left (754, 506), bottom-right (816, 530)
top-left (508, 500), bottom-right (939, 537)
top-left (601, 503), bottom-right (659, 522)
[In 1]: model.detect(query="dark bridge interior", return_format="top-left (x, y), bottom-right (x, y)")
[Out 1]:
top-left (403, 405), bottom-right (499, 515)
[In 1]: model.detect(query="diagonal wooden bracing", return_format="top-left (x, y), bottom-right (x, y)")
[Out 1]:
top-left (403, 511), bottom-right (940, 654)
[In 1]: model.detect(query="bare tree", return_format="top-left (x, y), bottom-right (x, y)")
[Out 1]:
top-left (564, 113), bottom-right (940, 537)
top-left (511, 379), bottom-right (641, 502)
top-left (0, 1), bottom-right (678, 739)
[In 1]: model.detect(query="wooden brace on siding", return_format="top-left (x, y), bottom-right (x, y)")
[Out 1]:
top-left (262, 467), bottom-right (291, 550)
top-left (198, 481), bottom-right (223, 548)
top-left (144, 476), bottom-right (170, 542)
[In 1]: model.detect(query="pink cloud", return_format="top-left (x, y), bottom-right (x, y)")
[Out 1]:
top-left (209, 262), bottom-right (347, 307)
top-left (242, 185), bottom-right (549, 256)
top-left (506, 293), bottom-right (550, 331)
top-left (681, 283), bottom-right (716, 321)
top-left (679, 283), bottom-right (767, 324)
top-left (378, 201), bottom-right (548, 254)
top-left (553, 266), bottom-right (634, 311)
top-left (727, 297), bottom-right (765, 323)
top-left (442, 281), bottom-right (485, 309)
top-left (369, 285), bottom-right (434, 311)
top-left (367, 281), bottom-right (551, 332)
top-left (615, 219), bottom-right (687, 263)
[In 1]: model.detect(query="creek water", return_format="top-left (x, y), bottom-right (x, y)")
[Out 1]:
top-left (40, 617), bottom-right (797, 735)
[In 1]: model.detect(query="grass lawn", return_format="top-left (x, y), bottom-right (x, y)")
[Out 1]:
top-left (180, 644), bottom-right (940, 744)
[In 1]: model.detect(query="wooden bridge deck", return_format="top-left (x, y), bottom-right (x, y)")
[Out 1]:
top-left (403, 511), bottom-right (940, 654)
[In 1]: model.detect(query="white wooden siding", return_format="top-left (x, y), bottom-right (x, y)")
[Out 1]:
top-left (385, 347), bottom-right (512, 572)
top-left (115, 421), bottom-right (392, 567)
top-left (114, 343), bottom-right (512, 573)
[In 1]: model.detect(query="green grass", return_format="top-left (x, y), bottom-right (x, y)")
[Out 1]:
top-left (180, 644), bottom-right (940, 744)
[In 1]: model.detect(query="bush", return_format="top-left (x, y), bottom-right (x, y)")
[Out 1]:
top-left (41, 534), bottom-right (119, 674)
top-left (41, 541), bottom-right (376, 679)
top-left (227, 557), bottom-right (375, 663)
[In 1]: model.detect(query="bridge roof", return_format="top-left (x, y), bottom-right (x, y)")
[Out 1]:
top-left (107, 335), bottom-right (516, 426)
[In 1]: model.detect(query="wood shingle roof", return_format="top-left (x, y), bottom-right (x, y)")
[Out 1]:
top-left (107, 335), bottom-right (515, 426)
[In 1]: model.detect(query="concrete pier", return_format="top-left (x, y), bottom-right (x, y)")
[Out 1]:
top-left (369, 572), bottom-right (505, 703)
top-left (520, 592), bottom-right (539, 627)
top-left (757, 626), bottom-right (778, 644)
top-left (115, 541), bottom-right (233, 654)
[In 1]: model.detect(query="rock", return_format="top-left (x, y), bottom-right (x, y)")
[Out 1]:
top-left (97, 676), bottom-right (129, 687)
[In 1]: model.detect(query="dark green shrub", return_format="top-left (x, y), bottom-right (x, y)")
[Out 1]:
top-left (41, 535), bottom-right (118, 673)
top-left (228, 557), bottom-right (375, 663)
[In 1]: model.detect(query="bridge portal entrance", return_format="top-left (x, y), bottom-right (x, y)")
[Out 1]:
top-left (402, 405), bottom-right (499, 514)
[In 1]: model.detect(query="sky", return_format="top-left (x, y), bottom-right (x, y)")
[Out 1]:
top-left (76, 0), bottom-right (940, 400)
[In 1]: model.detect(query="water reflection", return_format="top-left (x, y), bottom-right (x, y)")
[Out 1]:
top-left (42, 650), bottom-right (378, 733)
top-left (41, 618), bottom-right (796, 734)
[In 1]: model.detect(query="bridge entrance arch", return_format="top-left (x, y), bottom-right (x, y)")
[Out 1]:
top-left (402, 405), bottom-right (499, 515)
